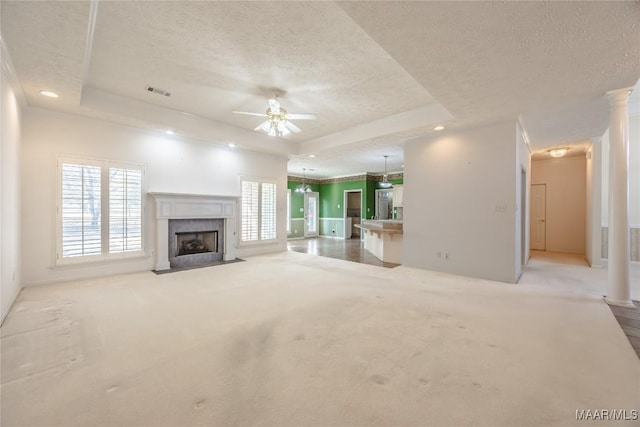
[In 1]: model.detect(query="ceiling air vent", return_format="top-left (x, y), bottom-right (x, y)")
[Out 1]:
top-left (145, 85), bottom-right (171, 97)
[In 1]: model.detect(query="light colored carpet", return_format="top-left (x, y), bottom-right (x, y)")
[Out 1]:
top-left (1, 251), bottom-right (639, 427)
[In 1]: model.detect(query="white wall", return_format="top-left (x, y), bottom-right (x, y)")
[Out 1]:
top-left (403, 121), bottom-right (519, 283)
top-left (531, 156), bottom-right (586, 254)
top-left (21, 108), bottom-right (288, 285)
top-left (585, 138), bottom-right (602, 267)
top-left (1, 68), bottom-right (22, 322)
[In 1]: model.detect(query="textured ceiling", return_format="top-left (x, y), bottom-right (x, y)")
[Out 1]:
top-left (337, 1), bottom-right (640, 148)
top-left (87, 1), bottom-right (436, 144)
top-left (2, 1), bottom-right (639, 178)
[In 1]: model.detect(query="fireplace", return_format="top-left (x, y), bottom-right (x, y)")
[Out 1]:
top-left (176, 231), bottom-right (218, 256)
top-left (149, 193), bottom-right (238, 271)
top-left (169, 219), bottom-right (223, 268)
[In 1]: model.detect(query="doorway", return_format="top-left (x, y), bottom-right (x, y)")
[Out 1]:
top-left (344, 190), bottom-right (362, 238)
top-left (530, 184), bottom-right (546, 250)
top-left (304, 192), bottom-right (319, 237)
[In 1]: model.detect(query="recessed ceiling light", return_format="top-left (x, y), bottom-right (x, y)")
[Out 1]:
top-left (40, 90), bottom-right (59, 98)
top-left (434, 125), bottom-right (445, 131)
top-left (228, 143), bottom-right (236, 148)
top-left (309, 154), bottom-right (316, 158)
top-left (165, 130), bottom-right (175, 135)
top-left (547, 147), bottom-right (569, 158)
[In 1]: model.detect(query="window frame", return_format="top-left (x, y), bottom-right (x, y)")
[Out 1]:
top-left (56, 155), bottom-right (146, 265)
top-left (239, 176), bottom-right (278, 246)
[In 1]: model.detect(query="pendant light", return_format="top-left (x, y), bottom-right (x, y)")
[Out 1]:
top-left (379, 155), bottom-right (393, 188)
top-left (295, 168), bottom-right (312, 193)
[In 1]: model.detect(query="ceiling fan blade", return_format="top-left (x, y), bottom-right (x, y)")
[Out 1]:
top-left (284, 120), bottom-right (301, 133)
top-left (268, 98), bottom-right (280, 114)
top-left (232, 111), bottom-right (268, 117)
top-left (285, 113), bottom-right (317, 120)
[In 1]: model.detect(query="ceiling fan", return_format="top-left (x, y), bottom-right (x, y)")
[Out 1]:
top-left (232, 91), bottom-right (317, 137)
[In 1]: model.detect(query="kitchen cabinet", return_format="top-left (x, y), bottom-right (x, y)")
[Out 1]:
top-left (393, 185), bottom-right (403, 208)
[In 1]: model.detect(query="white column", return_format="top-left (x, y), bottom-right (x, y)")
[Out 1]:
top-left (605, 87), bottom-right (634, 307)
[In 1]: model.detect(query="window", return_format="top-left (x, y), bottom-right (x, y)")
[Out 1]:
top-left (58, 157), bottom-right (144, 263)
top-left (109, 167), bottom-right (143, 253)
top-left (241, 178), bottom-right (277, 243)
top-left (241, 180), bottom-right (259, 242)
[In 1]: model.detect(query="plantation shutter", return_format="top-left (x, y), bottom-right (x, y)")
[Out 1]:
top-left (61, 163), bottom-right (102, 257)
top-left (109, 167), bottom-right (143, 253)
top-left (261, 182), bottom-right (276, 240)
top-left (241, 180), bottom-right (259, 242)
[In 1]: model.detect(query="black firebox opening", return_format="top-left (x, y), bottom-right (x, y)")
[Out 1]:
top-left (176, 230), bottom-right (218, 256)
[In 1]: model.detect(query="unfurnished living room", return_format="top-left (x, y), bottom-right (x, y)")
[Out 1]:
top-left (1, 2), bottom-right (639, 426)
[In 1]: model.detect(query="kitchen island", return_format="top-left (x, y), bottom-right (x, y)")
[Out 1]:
top-left (355, 220), bottom-right (403, 264)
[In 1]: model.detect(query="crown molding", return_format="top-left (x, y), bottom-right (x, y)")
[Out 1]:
top-left (288, 172), bottom-right (403, 185)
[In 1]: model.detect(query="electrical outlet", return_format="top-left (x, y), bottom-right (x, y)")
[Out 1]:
top-left (445, 253), bottom-right (449, 259)
top-left (437, 251), bottom-right (442, 258)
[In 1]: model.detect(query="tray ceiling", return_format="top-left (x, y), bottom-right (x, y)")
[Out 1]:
top-left (2, 1), bottom-right (638, 178)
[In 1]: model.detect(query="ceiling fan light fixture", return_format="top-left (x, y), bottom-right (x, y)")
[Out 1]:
top-left (277, 120), bottom-right (291, 136)
top-left (235, 91), bottom-right (316, 137)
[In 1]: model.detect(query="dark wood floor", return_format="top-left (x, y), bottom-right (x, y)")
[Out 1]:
top-left (287, 237), bottom-right (399, 268)
top-left (609, 301), bottom-right (640, 358)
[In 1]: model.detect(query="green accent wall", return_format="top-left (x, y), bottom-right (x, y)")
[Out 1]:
top-left (287, 177), bottom-right (403, 238)
top-left (319, 180), bottom-right (367, 218)
top-left (288, 180), bottom-right (320, 219)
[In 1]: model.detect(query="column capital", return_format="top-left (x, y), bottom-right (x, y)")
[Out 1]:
top-left (606, 87), bottom-right (633, 104)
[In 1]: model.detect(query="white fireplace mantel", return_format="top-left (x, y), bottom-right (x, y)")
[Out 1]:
top-left (149, 193), bottom-right (239, 270)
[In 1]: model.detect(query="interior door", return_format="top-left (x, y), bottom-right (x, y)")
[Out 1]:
top-left (304, 192), bottom-right (319, 237)
top-left (530, 184), bottom-right (546, 250)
